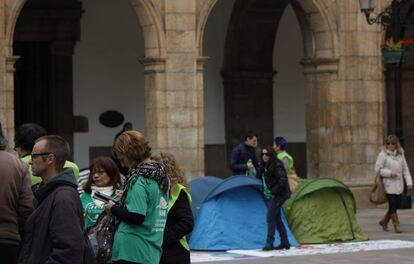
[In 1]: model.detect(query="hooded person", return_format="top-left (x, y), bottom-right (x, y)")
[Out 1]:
top-left (18, 135), bottom-right (93, 264)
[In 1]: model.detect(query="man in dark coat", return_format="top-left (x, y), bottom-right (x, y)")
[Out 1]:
top-left (229, 133), bottom-right (259, 175)
top-left (0, 122), bottom-right (33, 264)
top-left (18, 135), bottom-right (90, 264)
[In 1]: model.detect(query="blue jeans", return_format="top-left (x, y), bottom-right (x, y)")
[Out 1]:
top-left (266, 199), bottom-right (288, 245)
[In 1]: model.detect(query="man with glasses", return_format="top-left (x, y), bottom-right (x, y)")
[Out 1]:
top-left (14, 123), bottom-right (80, 185)
top-left (0, 122), bottom-right (33, 264)
top-left (18, 135), bottom-right (91, 263)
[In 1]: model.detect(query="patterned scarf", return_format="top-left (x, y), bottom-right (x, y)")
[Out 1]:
top-left (124, 161), bottom-right (170, 195)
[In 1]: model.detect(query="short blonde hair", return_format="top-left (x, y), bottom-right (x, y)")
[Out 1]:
top-left (112, 131), bottom-right (151, 167)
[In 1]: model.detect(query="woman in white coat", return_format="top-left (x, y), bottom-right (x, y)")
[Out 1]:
top-left (375, 135), bottom-right (413, 233)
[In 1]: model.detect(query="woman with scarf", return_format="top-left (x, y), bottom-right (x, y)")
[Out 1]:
top-left (81, 156), bottom-right (122, 228)
top-left (375, 135), bottom-right (412, 233)
top-left (107, 131), bottom-right (170, 264)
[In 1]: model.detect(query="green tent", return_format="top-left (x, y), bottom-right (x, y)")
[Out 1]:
top-left (283, 178), bottom-right (368, 244)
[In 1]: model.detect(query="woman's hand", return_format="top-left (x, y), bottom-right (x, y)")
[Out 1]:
top-left (408, 185), bottom-right (413, 191)
top-left (105, 200), bottom-right (116, 214)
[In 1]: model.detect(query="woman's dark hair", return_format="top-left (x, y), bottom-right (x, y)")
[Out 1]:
top-left (260, 146), bottom-right (275, 166)
top-left (264, 147), bottom-right (283, 177)
top-left (83, 156), bottom-right (122, 194)
top-left (257, 146), bottom-right (277, 177)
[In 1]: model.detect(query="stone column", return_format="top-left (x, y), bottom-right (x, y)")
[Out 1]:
top-left (141, 0), bottom-right (202, 178)
top-left (196, 57), bottom-right (208, 176)
top-left (163, 0), bottom-right (200, 178)
top-left (140, 56), bottom-right (168, 153)
top-left (302, 58), bottom-right (340, 180)
top-left (2, 56), bottom-right (18, 146)
top-left (302, 2), bottom-right (385, 207)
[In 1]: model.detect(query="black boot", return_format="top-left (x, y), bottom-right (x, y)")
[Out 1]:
top-left (274, 241), bottom-right (290, 250)
top-left (262, 243), bottom-right (274, 251)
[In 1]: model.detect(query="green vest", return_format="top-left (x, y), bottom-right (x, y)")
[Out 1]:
top-left (21, 155), bottom-right (80, 185)
top-left (169, 184), bottom-right (192, 251)
top-left (277, 151), bottom-right (294, 175)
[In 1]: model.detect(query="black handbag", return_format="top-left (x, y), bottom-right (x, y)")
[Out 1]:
top-left (399, 193), bottom-right (412, 209)
top-left (398, 177), bottom-right (412, 210)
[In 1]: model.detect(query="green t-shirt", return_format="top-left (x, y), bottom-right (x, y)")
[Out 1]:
top-left (111, 176), bottom-right (168, 264)
top-left (80, 192), bottom-right (106, 229)
top-left (21, 155), bottom-right (80, 185)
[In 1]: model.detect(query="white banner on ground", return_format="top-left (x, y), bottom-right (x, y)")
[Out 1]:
top-left (191, 240), bottom-right (414, 262)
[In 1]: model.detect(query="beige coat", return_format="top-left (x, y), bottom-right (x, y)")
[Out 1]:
top-left (374, 149), bottom-right (413, 194)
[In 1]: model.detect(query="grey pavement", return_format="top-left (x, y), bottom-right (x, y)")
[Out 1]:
top-left (195, 207), bottom-right (414, 264)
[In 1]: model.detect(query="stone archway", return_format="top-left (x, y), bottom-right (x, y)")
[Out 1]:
top-left (129, 0), bottom-right (166, 58)
top-left (197, 0), bottom-right (340, 179)
top-left (3, 0), bottom-right (166, 148)
top-left (1, 0), bottom-right (26, 141)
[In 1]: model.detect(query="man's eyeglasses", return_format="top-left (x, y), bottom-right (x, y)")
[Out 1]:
top-left (31, 152), bottom-right (51, 159)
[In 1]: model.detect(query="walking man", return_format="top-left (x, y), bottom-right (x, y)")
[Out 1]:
top-left (0, 122), bottom-right (33, 264)
top-left (18, 135), bottom-right (88, 264)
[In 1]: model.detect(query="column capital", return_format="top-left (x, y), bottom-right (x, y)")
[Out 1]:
top-left (139, 57), bottom-right (166, 73)
top-left (301, 58), bottom-right (339, 74)
top-left (6, 56), bottom-right (20, 74)
top-left (196, 56), bottom-right (209, 72)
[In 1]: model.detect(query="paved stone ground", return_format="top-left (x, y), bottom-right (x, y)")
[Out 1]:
top-left (195, 208), bottom-right (414, 264)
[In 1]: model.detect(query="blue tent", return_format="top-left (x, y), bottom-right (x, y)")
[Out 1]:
top-left (189, 176), bottom-right (223, 219)
top-left (189, 176), bottom-right (298, 250)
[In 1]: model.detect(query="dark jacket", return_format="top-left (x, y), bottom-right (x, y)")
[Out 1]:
top-left (19, 169), bottom-right (86, 264)
top-left (0, 151), bottom-right (33, 243)
top-left (160, 191), bottom-right (194, 264)
top-left (264, 159), bottom-right (291, 204)
top-left (230, 143), bottom-right (259, 175)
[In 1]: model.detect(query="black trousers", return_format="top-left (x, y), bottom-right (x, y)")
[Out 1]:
top-left (0, 242), bottom-right (19, 264)
top-left (266, 199), bottom-right (288, 245)
top-left (386, 193), bottom-right (401, 214)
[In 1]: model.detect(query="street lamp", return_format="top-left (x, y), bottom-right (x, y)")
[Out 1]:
top-left (359, 0), bottom-right (405, 145)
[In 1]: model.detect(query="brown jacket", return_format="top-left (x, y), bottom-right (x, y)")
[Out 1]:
top-left (0, 151), bottom-right (33, 242)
